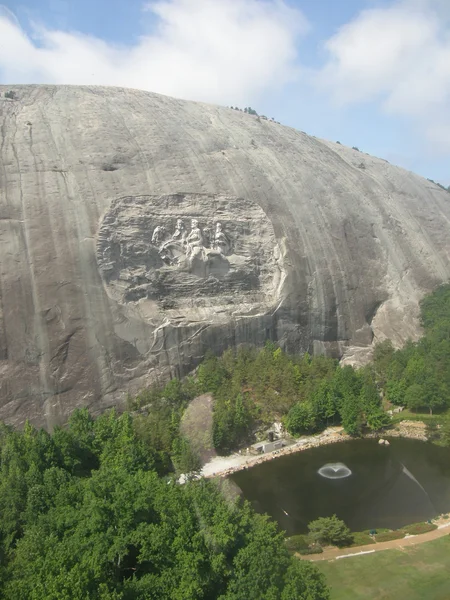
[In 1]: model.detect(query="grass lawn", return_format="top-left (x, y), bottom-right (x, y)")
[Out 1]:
top-left (317, 536), bottom-right (450, 600)
top-left (389, 408), bottom-right (450, 425)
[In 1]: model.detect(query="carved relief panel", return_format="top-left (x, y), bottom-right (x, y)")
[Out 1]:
top-left (97, 193), bottom-right (285, 316)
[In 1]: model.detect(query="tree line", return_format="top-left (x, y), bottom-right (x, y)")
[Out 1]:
top-left (191, 345), bottom-right (389, 453)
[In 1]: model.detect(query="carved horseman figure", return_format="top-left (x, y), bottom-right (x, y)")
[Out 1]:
top-left (214, 222), bottom-right (231, 255)
top-left (151, 225), bottom-right (166, 245)
top-left (202, 227), bottom-right (212, 248)
top-left (171, 219), bottom-right (187, 243)
top-left (159, 219), bottom-right (188, 265)
top-left (156, 218), bottom-right (232, 275)
top-left (186, 219), bottom-right (204, 259)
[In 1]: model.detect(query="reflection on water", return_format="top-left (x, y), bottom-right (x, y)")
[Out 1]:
top-left (317, 462), bottom-right (352, 479)
top-left (230, 439), bottom-right (450, 535)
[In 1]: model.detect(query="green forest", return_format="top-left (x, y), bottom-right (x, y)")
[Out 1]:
top-left (1, 284), bottom-right (450, 598)
top-left (0, 409), bottom-right (329, 599)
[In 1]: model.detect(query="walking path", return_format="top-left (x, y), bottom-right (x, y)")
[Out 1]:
top-left (306, 521), bottom-right (450, 562)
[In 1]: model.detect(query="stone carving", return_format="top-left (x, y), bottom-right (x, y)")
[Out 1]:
top-left (171, 219), bottom-right (187, 243)
top-left (202, 227), bottom-right (212, 249)
top-left (157, 219), bottom-right (189, 266)
top-left (150, 217), bottom-right (233, 276)
top-left (214, 222), bottom-right (231, 255)
top-left (96, 193), bottom-right (285, 315)
top-left (151, 225), bottom-right (166, 245)
top-left (186, 219), bottom-right (203, 257)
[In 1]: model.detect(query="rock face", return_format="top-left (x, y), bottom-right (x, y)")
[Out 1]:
top-left (0, 84), bottom-right (449, 428)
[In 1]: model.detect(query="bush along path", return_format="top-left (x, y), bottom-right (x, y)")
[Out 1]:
top-left (303, 518), bottom-right (450, 562)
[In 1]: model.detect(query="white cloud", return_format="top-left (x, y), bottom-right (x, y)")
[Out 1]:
top-left (0, 0), bottom-right (308, 106)
top-left (318, 0), bottom-right (450, 151)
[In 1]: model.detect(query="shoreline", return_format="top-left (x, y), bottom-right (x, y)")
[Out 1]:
top-left (201, 420), bottom-right (429, 480)
top-left (307, 517), bottom-right (450, 562)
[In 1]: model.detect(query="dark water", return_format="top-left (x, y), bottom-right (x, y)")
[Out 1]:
top-left (230, 439), bottom-right (450, 535)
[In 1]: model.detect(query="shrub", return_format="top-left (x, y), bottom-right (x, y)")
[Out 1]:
top-left (349, 532), bottom-right (375, 547)
top-left (298, 545), bottom-right (323, 555)
top-left (352, 146), bottom-right (360, 151)
top-left (363, 528), bottom-right (390, 534)
top-left (285, 534), bottom-right (311, 553)
top-left (375, 530), bottom-right (405, 542)
top-left (308, 515), bottom-right (354, 547)
top-left (402, 522), bottom-right (437, 535)
top-left (436, 182), bottom-right (450, 193)
top-left (4, 90), bottom-right (16, 100)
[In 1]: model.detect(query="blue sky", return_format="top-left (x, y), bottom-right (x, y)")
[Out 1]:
top-left (1, 0), bottom-right (449, 185)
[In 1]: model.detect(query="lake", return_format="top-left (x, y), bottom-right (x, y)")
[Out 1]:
top-left (229, 438), bottom-right (450, 535)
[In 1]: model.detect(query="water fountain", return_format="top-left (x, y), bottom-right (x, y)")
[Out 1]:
top-left (317, 462), bottom-right (352, 479)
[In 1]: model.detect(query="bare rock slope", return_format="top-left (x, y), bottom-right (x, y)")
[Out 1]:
top-left (0, 84), bottom-right (449, 427)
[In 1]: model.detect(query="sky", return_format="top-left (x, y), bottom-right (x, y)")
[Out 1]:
top-left (0, 0), bottom-right (449, 185)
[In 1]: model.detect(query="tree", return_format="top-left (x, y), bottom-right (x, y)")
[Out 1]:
top-left (197, 354), bottom-right (229, 394)
top-left (0, 424), bottom-right (330, 600)
top-left (171, 436), bottom-right (201, 475)
top-left (281, 560), bottom-right (330, 600)
top-left (439, 419), bottom-right (450, 446)
top-left (385, 379), bottom-right (406, 406)
top-left (284, 402), bottom-right (316, 436)
top-left (359, 369), bottom-right (381, 412)
top-left (420, 284), bottom-right (450, 330)
top-left (307, 515), bottom-right (353, 547)
top-left (339, 393), bottom-right (364, 436)
top-left (373, 340), bottom-right (395, 386)
top-left (366, 409), bottom-right (391, 431)
top-left (219, 512), bottom-right (328, 600)
top-left (404, 383), bottom-right (427, 412)
top-left (333, 365), bottom-right (361, 401)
